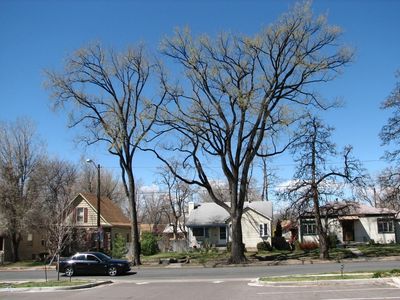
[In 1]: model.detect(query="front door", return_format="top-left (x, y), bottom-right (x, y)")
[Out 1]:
top-left (219, 226), bottom-right (227, 245)
top-left (342, 220), bottom-right (355, 242)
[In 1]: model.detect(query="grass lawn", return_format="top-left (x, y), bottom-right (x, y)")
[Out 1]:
top-left (0, 261), bottom-right (48, 268)
top-left (260, 269), bottom-right (400, 282)
top-left (357, 244), bottom-right (400, 257)
top-left (0, 280), bottom-right (91, 289)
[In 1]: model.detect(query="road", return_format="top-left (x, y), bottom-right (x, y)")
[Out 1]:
top-left (1, 260), bottom-right (400, 282)
top-left (1, 260), bottom-right (400, 299)
top-left (1, 278), bottom-right (400, 300)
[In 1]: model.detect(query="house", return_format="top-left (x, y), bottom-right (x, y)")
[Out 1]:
top-left (68, 193), bottom-right (131, 254)
top-left (186, 201), bottom-right (273, 250)
top-left (299, 202), bottom-right (397, 245)
top-left (0, 193), bottom-right (132, 262)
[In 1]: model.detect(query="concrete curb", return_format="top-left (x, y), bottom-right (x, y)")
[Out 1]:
top-left (0, 280), bottom-right (112, 293)
top-left (256, 276), bottom-right (400, 287)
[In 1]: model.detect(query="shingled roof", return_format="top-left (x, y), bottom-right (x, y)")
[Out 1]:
top-left (187, 201), bottom-right (273, 226)
top-left (76, 193), bottom-right (131, 227)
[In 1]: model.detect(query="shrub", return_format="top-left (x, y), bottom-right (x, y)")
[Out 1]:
top-left (272, 237), bottom-right (291, 250)
top-left (141, 232), bottom-right (159, 256)
top-left (274, 220), bottom-right (283, 238)
top-left (112, 234), bottom-right (127, 259)
top-left (299, 241), bottom-right (319, 251)
top-left (257, 241), bottom-right (272, 251)
top-left (328, 234), bottom-right (338, 249)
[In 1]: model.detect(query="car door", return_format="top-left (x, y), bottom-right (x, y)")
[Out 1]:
top-left (87, 254), bottom-right (106, 275)
top-left (73, 254), bottom-right (88, 274)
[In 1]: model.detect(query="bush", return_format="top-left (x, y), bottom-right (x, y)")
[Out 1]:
top-left (112, 234), bottom-right (127, 259)
top-left (141, 232), bottom-right (159, 256)
top-left (257, 241), bottom-right (272, 251)
top-left (328, 234), bottom-right (338, 249)
top-left (274, 220), bottom-right (283, 238)
top-left (299, 241), bottom-right (319, 251)
top-left (272, 237), bottom-right (291, 250)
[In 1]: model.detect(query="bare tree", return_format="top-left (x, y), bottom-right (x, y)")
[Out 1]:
top-left (45, 43), bottom-right (166, 265)
top-left (137, 190), bottom-right (169, 230)
top-left (76, 160), bottom-right (126, 207)
top-left (0, 118), bottom-right (44, 262)
top-left (148, 3), bottom-right (352, 263)
top-left (157, 164), bottom-right (194, 239)
top-left (35, 158), bottom-right (77, 279)
top-left (279, 116), bottom-right (364, 259)
top-left (379, 69), bottom-right (400, 211)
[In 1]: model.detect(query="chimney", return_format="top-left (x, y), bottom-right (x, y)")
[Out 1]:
top-left (188, 202), bottom-right (195, 214)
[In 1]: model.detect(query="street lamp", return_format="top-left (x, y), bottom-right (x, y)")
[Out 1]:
top-left (86, 159), bottom-right (101, 251)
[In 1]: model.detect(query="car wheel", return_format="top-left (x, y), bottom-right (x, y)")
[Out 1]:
top-left (65, 266), bottom-right (74, 277)
top-left (108, 266), bottom-right (118, 276)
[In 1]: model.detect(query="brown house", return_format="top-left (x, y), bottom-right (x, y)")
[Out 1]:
top-left (68, 193), bottom-right (131, 254)
top-left (0, 193), bottom-right (131, 262)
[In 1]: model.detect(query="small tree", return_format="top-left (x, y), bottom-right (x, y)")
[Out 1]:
top-left (141, 232), bottom-right (159, 256)
top-left (112, 234), bottom-right (127, 259)
top-left (280, 115), bottom-right (364, 259)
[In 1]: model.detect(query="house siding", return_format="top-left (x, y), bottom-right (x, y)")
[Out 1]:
top-left (300, 216), bottom-right (397, 245)
top-left (241, 209), bottom-right (271, 250)
top-left (18, 232), bottom-right (47, 260)
top-left (74, 199), bottom-right (109, 227)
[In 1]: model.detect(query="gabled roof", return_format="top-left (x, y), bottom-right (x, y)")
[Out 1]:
top-left (186, 201), bottom-right (273, 226)
top-left (301, 201), bottom-right (396, 218)
top-left (74, 193), bottom-right (131, 227)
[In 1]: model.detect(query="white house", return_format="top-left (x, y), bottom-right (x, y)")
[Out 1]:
top-left (299, 202), bottom-right (397, 245)
top-left (186, 201), bottom-right (273, 250)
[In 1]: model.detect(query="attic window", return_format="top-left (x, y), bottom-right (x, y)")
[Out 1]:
top-left (76, 207), bottom-right (88, 223)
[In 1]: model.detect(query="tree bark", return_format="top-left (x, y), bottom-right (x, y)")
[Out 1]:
top-left (11, 233), bottom-right (20, 262)
top-left (126, 171), bottom-right (141, 266)
top-left (229, 212), bottom-right (247, 264)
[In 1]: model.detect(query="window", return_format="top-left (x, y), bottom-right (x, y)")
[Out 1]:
top-left (301, 220), bottom-right (317, 235)
top-left (377, 218), bottom-right (394, 233)
top-left (259, 224), bottom-right (269, 237)
top-left (220, 227), bottom-right (226, 240)
top-left (76, 207), bottom-right (88, 223)
top-left (27, 233), bottom-right (33, 242)
top-left (192, 227), bottom-right (209, 238)
top-left (87, 255), bottom-right (99, 262)
top-left (73, 254), bottom-right (86, 261)
top-left (76, 207), bottom-right (84, 222)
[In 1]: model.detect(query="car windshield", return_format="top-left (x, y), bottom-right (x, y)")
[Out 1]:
top-left (95, 252), bottom-right (112, 261)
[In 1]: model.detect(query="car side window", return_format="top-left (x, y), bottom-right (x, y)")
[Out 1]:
top-left (75, 255), bottom-right (86, 261)
top-left (87, 255), bottom-right (99, 262)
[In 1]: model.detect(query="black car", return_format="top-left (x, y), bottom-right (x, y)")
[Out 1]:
top-left (57, 252), bottom-right (131, 276)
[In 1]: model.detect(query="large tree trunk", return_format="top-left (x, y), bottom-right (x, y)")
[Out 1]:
top-left (312, 186), bottom-right (329, 259)
top-left (228, 213), bottom-right (247, 264)
top-left (11, 233), bottom-right (20, 262)
top-left (127, 173), bottom-right (141, 266)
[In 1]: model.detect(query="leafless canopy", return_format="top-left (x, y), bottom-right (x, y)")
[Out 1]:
top-left (147, 3), bottom-right (352, 263)
top-left (45, 43), bottom-right (166, 265)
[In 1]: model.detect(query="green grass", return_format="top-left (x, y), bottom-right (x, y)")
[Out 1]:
top-left (357, 244), bottom-right (400, 257)
top-left (0, 260), bottom-right (49, 268)
top-left (141, 249), bottom-right (231, 264)
top-left (0, 280), bottom-right (91, 289)
top-left (260, 274), bottom-right (373, 282)
top-left (260, 269), bottom-right (400, 282)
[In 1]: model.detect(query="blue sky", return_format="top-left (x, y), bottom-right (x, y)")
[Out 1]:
top-left (1, 0), bottom-right (399, 191)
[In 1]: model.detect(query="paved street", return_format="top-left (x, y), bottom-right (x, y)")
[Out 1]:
top-left (1, 278), bottom-right (400, 300)
top-left (1, 260), bottom-right (400, 299)
top-left (1, 259), bottom-right (400, 282)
